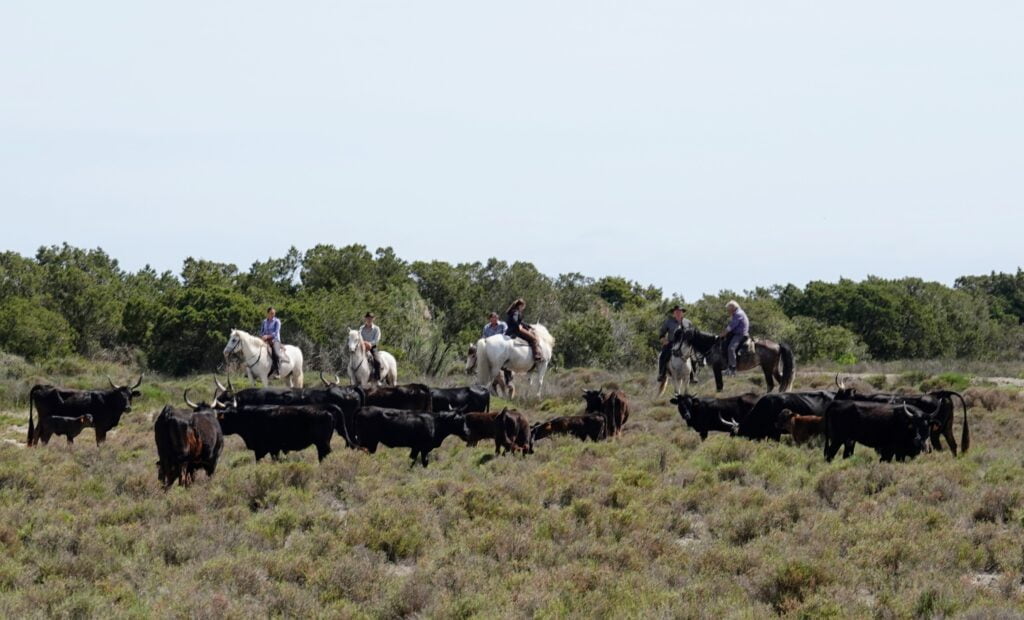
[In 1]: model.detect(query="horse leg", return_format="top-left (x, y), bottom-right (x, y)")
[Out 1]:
top-left (762, 363), bottom-right (774, 393)
top-left (713, 366), bottom-right (723, 392)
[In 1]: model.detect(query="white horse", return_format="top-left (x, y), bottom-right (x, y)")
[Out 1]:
top-left (222, 329), bottom-right (305, 388)
top-left (657, 336), bottom-right (695, 397)
top-left (346, 329), bottom-right (397, 387)
top-left (466, 325), bottom-right (554, 398)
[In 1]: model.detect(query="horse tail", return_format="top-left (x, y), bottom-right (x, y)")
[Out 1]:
top-left (778, 343), bottom-right (795, 392)
top-left (532, 324), bottom-right (555, 356)
top-left (475, 339), bottom-right (492, 387)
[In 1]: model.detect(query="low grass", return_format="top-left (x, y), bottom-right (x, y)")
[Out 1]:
top-left (0, 358), bottom-right (1022, 615)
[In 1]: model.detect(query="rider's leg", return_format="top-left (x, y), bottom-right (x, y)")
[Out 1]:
top-left (370, 345), bottom-right (381, 380)
top-left (727, 334), bottom-right (743, 371)
top-left (523, 332), bottom-right (541, 360)
top-left (658, 344), bottom-right (672, 381)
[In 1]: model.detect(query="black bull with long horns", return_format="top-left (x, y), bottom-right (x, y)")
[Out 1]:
top-left (28, 375), bottom-right (144, 446)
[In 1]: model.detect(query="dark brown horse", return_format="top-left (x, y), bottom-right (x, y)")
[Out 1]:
top-left (675, 328), bottom-right (795, 393)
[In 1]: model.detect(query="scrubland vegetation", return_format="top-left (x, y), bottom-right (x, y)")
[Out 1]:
top-left (1, 354), bottom-right (1023, 617)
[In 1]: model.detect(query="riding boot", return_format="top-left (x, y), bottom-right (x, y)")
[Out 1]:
top-left (657, 346), bottom-right (670, 381)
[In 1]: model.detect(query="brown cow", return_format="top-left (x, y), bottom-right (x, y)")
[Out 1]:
top-left (582, 389), bottom-right (630, 438)
top-left (462, 411), bottom-right (500, 447)
top-left (531, 415), bottom-right (606, 443)
top-left (495, 408), bottom-right (532, 455)
top-left (776, 409), bottom-right (824, 445)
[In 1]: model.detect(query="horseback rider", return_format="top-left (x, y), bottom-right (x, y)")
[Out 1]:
top-left (720, 300), bottom-right (749, 376)
top-left (360, 312), bottom-right (383, 381)
top-left (505, 299), bottom-right (542, 361)
top-left (482, 312), bottom-right (508, 339)
top-left (483, 311), bottom-right (514, 386)
top-left (259, 307), bottom-right (289, 378)
top-left (657, 305), bottom-right (692, 382)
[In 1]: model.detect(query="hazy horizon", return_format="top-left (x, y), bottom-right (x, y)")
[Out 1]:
top-left (2, 1), bottom-right (1021, 301)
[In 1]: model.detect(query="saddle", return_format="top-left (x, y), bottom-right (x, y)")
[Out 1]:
top-left (722, 335), bottom-right (756, 359)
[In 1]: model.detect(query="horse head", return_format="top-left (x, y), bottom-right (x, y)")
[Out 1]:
top-left (223, 329), bottom-right (242, 359)
top-left (465, 344), bottom-right (478, 375)
top-left (346, 330), bottom-right (362, 354)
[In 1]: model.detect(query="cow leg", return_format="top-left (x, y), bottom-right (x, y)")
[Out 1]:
top-left (316, 443), bottom-right (331, 462)
top-left (713, 367), bottom-right (723, 392)
top-left (408, 448), bottom-right (419, 467)
top-left (842, 442), bottom-right (855, 459)
top-left (420, 450), bottom-right (429, 467)
top-left (94, 429), bottom-right (107, 446)
top-left (941, 423), bottom-right (958, 457)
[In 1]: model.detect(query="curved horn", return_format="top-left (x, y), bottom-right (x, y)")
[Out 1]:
top-left (183, 388), bottom-right (199, 410)
top-left (131, 374), bottom-right (144, 389)
top-left (320, 370), bottom-right (329, 386)
top-left (719, 414), bottom-right (739, 430)
top-left (214, 375), bottom-right (227, 392)
top-left (335, 373), bottom-right (341, 386)
top-left (231, 396), bottom-right (238, 409)
top-left (227, 376), bottom-right (234, 393)
top-left (107, 376), bottom-right (121, 390)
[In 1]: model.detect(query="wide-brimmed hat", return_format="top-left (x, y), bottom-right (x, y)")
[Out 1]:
top-left (670, 305), bottom-right (686, 313)
top-left (364, 312), bottom-right (375, 319)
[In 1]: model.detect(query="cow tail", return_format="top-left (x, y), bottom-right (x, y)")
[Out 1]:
top-left (778, 343), bottom-right (795, 392)
top-left (950, 391), bottom-right (969, 454)
top-left (335, 407), bottom-right (356, 450)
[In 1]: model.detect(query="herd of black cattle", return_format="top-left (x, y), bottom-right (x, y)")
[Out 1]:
top-left (23, 374), bottom-right (968, 489)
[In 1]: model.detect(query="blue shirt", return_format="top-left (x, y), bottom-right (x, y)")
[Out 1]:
top-left (260, 317), bottom-right (281, 342)
top-left (483, 321), bottom-right (507, 338)
top-left (726, 308), bottom-right (749, 337)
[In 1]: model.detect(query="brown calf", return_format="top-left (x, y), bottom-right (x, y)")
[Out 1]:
top-left (531, 415), bottom-right (606, 443)
top-left (776, 409), bottom-right (824, 445)
top-left (462, 412), bottom-right (499, 447)
top-left (494, 408), bottom-right (532, 455)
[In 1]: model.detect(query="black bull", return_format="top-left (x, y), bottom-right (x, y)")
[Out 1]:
top-left (729, 391), bottom-right (838, 440)
top-left (835, 387), bottom-right (969, 456)
top-left (670, 393), bottom-right (761, 440)
top-left (154, 406), bottom-right (224, 488)
top-left (28, 376), bottom-right (143, 446)
top-left (824, 400), bottom-right (932, 462)
top-left (210, 383), bottom-right (360, 448)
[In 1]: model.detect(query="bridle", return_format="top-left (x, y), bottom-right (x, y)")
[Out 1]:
top-left (225, 333), bottom-right (265, 370)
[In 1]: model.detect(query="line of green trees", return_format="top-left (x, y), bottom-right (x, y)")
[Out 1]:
top-left (1, 243), bottom-right (1021, 375)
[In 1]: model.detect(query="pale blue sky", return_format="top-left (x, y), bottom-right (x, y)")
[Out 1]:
top-left (1, 1), bottom-right (1021, 300)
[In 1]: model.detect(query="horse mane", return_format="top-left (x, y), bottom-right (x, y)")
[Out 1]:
top-left (684, 328), bottom-right (719, 354)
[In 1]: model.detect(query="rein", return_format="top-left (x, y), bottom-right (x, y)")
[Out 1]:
top-left (227, 334), bottom-right (266, 370)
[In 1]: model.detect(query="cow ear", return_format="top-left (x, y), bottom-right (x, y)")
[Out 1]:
top-left (131, 390), bottom-right (142, 398)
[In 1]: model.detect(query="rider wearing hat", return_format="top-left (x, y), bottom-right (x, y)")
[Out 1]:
top-left (657, 305), bottom-right (692, 382)
top-left (360, 312), bottom-right (382, 381)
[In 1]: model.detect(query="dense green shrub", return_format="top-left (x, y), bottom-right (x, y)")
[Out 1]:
top-left (0, 297), bottom-right (74, 361)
